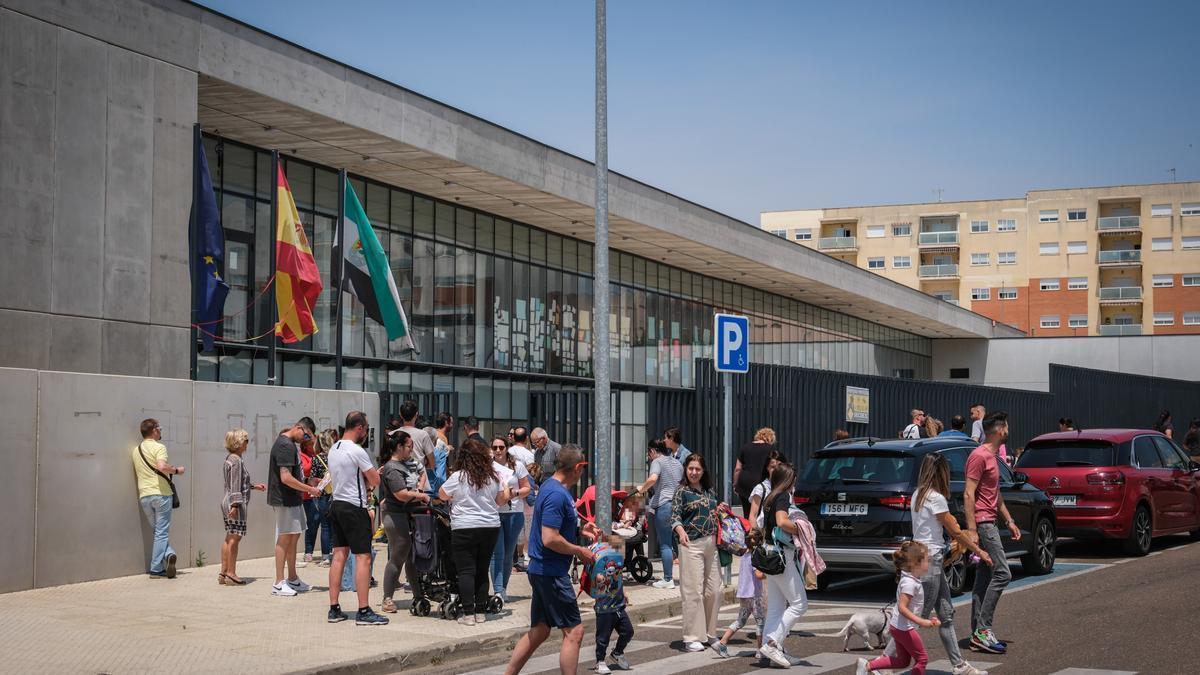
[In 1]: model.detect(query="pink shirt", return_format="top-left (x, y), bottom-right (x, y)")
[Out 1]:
top-left (966, 444), bottom-right (999, 523)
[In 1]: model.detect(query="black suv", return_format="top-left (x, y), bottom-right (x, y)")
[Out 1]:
top-left (794, 437), bottom-right (1057, 594)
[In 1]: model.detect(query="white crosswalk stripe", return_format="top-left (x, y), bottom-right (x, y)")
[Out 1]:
top-left (745, 651), bottom-right (860, 673)
top-left (1048, 670), bottom-right (1137, 675)
top-left (458, 640), bottom-right (659, 675)
top-left (926, 658), bottom-right (1002, 674)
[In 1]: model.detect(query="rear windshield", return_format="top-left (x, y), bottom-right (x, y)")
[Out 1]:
top-left (1016, 441), bottom-right (1117, 468)
top-left (802, 452), bottom-right (917, 485)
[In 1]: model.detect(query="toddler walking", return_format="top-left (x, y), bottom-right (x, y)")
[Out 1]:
top-left (589, 533), bottom-right (635, 674)
top-left (857, 541), bottom-right (938, 675)
top-left (715, 528), bottom-right (766, 658)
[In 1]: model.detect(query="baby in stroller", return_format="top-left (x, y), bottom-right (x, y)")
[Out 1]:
top-left (614, 493), bottom-right (649, 578)
top-left (575, 487), bottom-right (653, 585)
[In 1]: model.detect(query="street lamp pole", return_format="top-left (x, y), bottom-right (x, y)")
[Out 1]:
top-left (592, 0), bottom-right (613, 531)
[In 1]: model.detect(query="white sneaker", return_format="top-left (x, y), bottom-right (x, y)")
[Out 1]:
top-left (474, 613), bottom-right (486, 624)
top-left (457, 615), bottom-right (475, 626)
top-left (856, 658), bottom-right (869, 675)
top-left (684, 641), bottom-right (706, 652)
top-left (651, 579), bottom-right (675, 589)
top-left (596, 662), bottom-right (612, 674)
top-left (271, 581), bottom-right (297, 596)
top-left (954, 664), bottom-right (988, 675)
top-left (286, 577), bottom-right (311, 593)
top-left (761, 643), bottom-right (790, 668)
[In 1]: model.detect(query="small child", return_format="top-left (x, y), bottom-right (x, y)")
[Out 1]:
top-left (590, 534), bottom-right (635, 674)
top-left (714, 528), bottom-right (766, 658)
top-left (857, 541), bottom-right (938, 675)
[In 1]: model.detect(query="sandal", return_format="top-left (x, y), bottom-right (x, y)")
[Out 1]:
top-left (223, 574), bottom-right (247, 586)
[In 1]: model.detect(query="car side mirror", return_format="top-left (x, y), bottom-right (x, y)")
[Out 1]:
top-left (1012, 472), bottom-right (1029, 485)
top-left (1189, 461), bottom-right (1200, 473)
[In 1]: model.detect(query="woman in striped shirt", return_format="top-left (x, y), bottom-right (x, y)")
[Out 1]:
top-left (219, 428), bottom-right (265, 585)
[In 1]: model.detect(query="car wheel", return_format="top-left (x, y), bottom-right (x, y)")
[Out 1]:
top-left (1123, 505), bottom-right (1153, 556)
top-left (1020, 518), bottom-right (1056, 575)
top-left (946, 555), bottom-right (971, 596)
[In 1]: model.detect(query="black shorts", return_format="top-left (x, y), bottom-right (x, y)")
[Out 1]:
top-left (529, 573), bottom-right (581, 629)
top-left (328, 500), bottom-right (373, 555)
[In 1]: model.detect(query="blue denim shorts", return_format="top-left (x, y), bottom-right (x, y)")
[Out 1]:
top-left (529, 574), bottom-right (581, 629)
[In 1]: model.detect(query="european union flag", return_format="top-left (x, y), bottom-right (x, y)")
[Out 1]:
top-left (189, 136), bottom-right (229, 352)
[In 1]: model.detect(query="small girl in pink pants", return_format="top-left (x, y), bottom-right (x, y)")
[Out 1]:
top-left (857, 541), bottom-right (937, 675)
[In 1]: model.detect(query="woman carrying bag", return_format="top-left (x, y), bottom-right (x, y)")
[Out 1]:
top-left (759, 464), bottom-right (810, 668)
top-left (670, 454), bottom-right (723, 652)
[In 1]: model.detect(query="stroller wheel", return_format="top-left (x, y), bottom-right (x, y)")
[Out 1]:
top-left (443, 598), bottom-right (463, 620)
top-left (411, 598), bottom-right (431, 617)
top-left (629, 556), bottom-right (653, 584)
top-left (486, 595), bottom-right (504, 614)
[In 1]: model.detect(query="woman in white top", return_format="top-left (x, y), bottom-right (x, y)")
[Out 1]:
top-left (489, 436), bottom-right (531, 602)
top-left (905, 453), bottom-right (992, 675)
top-left (438, 437), bottom-right (513, 626)
top-left (759, 464), bottom-right (810, 668)
top-left (748, 449), bottom-right (783, 528)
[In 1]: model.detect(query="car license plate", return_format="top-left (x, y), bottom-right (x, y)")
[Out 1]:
top-left (1053, 495), bottom-right (1077, 507)
top-left (821, 503), bottom-right (868, 516)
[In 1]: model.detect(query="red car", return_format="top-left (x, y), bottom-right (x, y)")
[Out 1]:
top-left (1015, 429), bottom-right (1200, 556)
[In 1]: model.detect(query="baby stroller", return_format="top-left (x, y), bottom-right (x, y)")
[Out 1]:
top-left (573, 486), bottom-right (654, 584)
top-left (408, 501), bottom-right (504, 620)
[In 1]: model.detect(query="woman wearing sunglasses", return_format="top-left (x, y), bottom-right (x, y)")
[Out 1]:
top-left (489, 436), bottom-right (532, 602)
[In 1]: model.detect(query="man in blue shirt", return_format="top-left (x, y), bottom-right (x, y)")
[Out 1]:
top-left (505, 444), bottom-right (599, 675)
top-left (939, 415), bottom-right (972, 438)
top-left (664, 426), bottom-right (691, 463)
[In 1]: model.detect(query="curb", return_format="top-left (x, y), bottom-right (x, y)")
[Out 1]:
top-left (292, 586), bottom-right (739, 675)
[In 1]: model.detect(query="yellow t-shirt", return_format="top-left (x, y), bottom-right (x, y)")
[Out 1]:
top-left (132, 439), bottom-right (173, 498)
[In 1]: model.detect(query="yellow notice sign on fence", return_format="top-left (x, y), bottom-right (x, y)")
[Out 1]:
top-left (845, 386), bottom-right (870, 424)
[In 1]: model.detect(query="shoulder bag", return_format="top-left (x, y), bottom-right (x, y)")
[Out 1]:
top-left (139, 441), bottom-right (180, 509)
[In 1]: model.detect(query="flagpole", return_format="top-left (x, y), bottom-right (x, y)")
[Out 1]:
top-left (190, 124), bottom-right (201, 381)
top-left (334, 169), bottom-right (347, 390)
top-left (267, 150), bottom-right (279, 385)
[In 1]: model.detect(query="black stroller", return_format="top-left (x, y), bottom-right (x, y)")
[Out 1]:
top-left (408, 501), bottom-right (504, 619)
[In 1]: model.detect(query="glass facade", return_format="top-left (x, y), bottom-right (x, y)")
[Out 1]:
top-left (197, 135), bottom-right (932, 447)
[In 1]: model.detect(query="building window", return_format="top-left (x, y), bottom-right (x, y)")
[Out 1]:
top-left (1067, 209), bottom-right (1087, 221)
top-left (1185, 312), bottom-right (1200, 326)
top-left (1067, 241), bottom-right (1087, 255)
top-left (1182, 203), bottom-right (1200, 216)
top-left (770, 229), bottom-right (787, 238)
top-left (1040, 279), bottom-right (1060, 291)
top-left (892, 223), bottom-right (911, 236)
top-left (1183, 274), bottom-right (1200, 286)
top-left (1039, 242), bottom-right (1060, 255)
top-left (794, 228), bottom-right (812, 241)
top-left (1154, 312), bottom-right (1175, 326)
top-left (970, 220), bottom-right (989, 233)
top-left (1152, 237), bottom-right (1173, 251)
top-left (866, 225), bottom-right (886, 238)
top-left (893, 369), bottom-right (915, 379)
top-left (970, 252), bottom-right (990, 266)
top-left (867, 257), bottom-right (885, 269)
top-left (1184, 236), bottom-right (1200, 250)
top-left (999, 288), bottom-right (1018, 300)
top-left (893, 255), bottom-right (912, 269)
top-left (1040, 316), bottom-right (1061, 328)
top-left (1153, 274), bottom-right (1174, 287)
top-left (998, 251), bottom-right (1017, 265)
top-left (1068, 314), bottom-right (1088, 328)
top-left (1039, 209), bottom-right (1059, 223)
top-left (971, 288), bottom-right (990, 301)
top-left (949, 368), bottom-right (970, 379)
top-left (997, 219), bottom-right (1017, 232)
top-left (1068, 276), bottom-right (1088, 290)
top-left (1152, 203), bottom-right (1173, 217)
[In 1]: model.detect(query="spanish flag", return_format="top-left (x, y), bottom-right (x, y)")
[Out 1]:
top-left (275, 164), bottom-right (323, 343)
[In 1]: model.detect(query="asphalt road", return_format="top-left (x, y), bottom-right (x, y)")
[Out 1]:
top-left (418, 535), bottom-right (1198, 674)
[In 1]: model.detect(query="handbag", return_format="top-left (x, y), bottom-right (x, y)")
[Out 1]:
top-left (138, 441), bottom-right (180, 509)
top-left (750, 541), bottom-right (786, 575)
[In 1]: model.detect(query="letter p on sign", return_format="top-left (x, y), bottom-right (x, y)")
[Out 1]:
top-left (714, 313), bottom-right (750, 373)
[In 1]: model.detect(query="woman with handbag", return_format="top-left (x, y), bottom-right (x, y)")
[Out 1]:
top-left (219, 428), bottom-right (266, 586)
top-left (759, 464), bottom-right (810, 668)
top-left (670, 454), bottom-right (723, 652)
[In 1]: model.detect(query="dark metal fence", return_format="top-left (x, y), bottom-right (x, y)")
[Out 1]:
top-left (1049, 364), bottom-right (1200, 432)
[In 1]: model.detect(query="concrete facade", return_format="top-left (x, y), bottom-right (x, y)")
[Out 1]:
top-left (931, 335), bottom-right (1200, 392)
top-left (0, 367), bottom-right (377, 593)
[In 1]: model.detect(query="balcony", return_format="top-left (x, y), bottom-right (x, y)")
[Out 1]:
top-left (1098, 287), bottom-right (1143, 303)
top-left (918, 231), bottom-right (960, 248)
top-left (818, 236), bottom-right (858, 251)
top-left (1097, 216), bottom-right (1141, 232)
top-left (1097, 249), bottom-right (1141, 266)
top-left (1098, 324), bottom-right (1143, 336)
top-left (918, 263), bottom-right (959, 279)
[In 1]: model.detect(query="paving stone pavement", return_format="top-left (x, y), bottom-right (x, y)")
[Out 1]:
top-left (0, 545), bottom-right (703, 674)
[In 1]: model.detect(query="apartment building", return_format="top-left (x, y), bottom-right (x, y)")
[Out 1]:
top-left (762, 182), bottom-right (1200, 336)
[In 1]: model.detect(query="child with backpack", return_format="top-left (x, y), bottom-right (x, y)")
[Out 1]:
top-left (587, 533), bottom-right (635, 674)
top-left (715, 527), bottom-right (766, 658)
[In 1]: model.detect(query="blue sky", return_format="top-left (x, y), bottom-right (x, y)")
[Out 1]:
top-left (197, 1), bottom-right (1200, 224)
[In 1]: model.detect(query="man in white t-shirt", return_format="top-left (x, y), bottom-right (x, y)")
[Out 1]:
top-left (509, 426), bottom-right (536, 466)
top-left (902, 409), bottom-right (925, 439)
top-left (969, 404), bottom-right (986, 443)
top-left (326, 411), bottom-right (387, 626)
top-left (397, 400), bottom-right (436, 471)
top-left (508, 426), bottom-right (536, 570)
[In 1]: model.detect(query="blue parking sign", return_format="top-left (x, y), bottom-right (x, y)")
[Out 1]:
top-left (714, 313), bottom-right (749, 373)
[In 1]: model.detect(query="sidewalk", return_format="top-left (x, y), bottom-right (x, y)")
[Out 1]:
top-left (0, 544), bottom-right (737, 674)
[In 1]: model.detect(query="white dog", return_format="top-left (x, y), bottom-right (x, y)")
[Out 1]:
top-left (835, 606), bottom-right (894, 651)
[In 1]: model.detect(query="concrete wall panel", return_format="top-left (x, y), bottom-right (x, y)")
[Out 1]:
top-left (51, 30), bottom-right (108, 318)
top-left (0, 368), bottom-right (39, 592)
top-left (48, 314), bottom-right (102, 373)
top-left (0, 10), bottom-right (56, 313)
top-left (0, 309), bottom-right (51, 370)
top-left (35, 371), bottom-right (193, 587)
top-left (101, 320), bottom-right (150, 376)
top-left (150, 61), bottom-right (195, 330)
top-left (148, 324), bottom-right (190, 380)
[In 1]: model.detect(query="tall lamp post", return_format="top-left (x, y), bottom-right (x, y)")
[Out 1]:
top-left (592, 0), bottom-right (613, 531)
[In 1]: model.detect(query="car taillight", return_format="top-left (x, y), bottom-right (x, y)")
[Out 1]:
top-left (793, 495), bottom-right (810, 505)
top-left (1087, 471), bottom-right (1125, 486)
top-left (878, 495), bottom-right (910, 509)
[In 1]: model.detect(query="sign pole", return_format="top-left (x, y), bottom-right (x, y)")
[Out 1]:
top-left (714, 312), bottom-right (748, 586)
top-left (722, 370), bottom-right (733, 584)
top-left (592, 0), bottom-right (613, 531)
